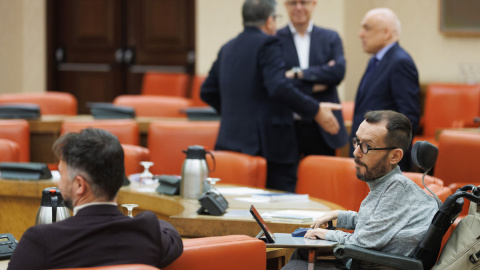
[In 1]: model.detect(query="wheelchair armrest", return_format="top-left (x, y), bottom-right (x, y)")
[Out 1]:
top-left (333, 244), bottom-right (423, 270)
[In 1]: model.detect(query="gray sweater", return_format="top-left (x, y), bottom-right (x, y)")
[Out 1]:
top-left (325, 166), bottom-right (438, 256)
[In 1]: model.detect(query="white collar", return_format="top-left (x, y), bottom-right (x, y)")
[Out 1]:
top-left (73, 202), bottom-right (118, 216)
top-left (288, 21), bottom-right (314, 35)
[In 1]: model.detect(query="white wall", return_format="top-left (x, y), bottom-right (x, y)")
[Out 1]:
top-left (0, 0), bottom-right (45, 94)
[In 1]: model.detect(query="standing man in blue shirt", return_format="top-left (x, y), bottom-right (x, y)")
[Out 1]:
top-left (201, 0), bottom-right (342, 192)
top-left (278, 0), bottom-right (348, 158)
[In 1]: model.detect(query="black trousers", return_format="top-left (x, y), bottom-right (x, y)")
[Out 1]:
top-left (266, 161), bottom-right (297, 193)
top-left (295, 120), bottom-right (335, 158)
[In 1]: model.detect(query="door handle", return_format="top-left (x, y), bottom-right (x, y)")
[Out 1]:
top-left (123, 47), bottom-right (135, 65)
top-left (55, 47), bottom-right (65, 63)
top-left (114, 48), bottom-right (135, 65)
top-left (115, 48), bottom-right (124, 64)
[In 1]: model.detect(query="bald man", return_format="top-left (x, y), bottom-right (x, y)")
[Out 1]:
top-left (350, 8), bottom-right (420, 171)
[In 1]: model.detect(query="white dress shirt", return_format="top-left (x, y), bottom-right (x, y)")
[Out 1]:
top-left (288, 21), bottom-right (314, 69)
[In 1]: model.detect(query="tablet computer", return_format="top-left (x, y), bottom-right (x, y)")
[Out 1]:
top-left (249, 205), bottom-right (276, 243)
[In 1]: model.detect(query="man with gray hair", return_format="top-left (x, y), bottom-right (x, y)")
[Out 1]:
top-left (350, 8), bottom-right (420, 171)
top-left (201, 0), bottom-right (342, 192)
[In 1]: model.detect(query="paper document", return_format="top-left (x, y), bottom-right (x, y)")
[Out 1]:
top-left (262, 210), bottom-right (329, 223)
top-left (251, 193), bottom-right (309, 202)
top-left (216, 187), bottom-right (272, 196)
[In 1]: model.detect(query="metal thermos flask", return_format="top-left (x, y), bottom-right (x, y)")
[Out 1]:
top-left (181, 145), bottom-right (214, 199)
top-left (35, 187), bottom-right (71, 225)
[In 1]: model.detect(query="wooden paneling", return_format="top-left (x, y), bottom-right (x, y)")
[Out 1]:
top-left (47, 0), bottom-right (195, 113)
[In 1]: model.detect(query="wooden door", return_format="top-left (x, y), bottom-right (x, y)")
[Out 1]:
top-left (125, 0), bottom-right (195, 94)
top-left (47, 0), bottom-right (195, 113)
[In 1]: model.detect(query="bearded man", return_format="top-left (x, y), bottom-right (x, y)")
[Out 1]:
top-left (283, 110), bottom-right (438, 270)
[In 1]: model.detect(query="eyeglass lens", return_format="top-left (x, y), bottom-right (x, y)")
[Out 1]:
top-left (286, 1), bottom-right (312, 7)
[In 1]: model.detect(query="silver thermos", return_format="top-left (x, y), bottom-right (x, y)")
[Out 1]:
top-left (35, 187), bottom-right (71, 225)
top-left (181, 145), bottom-right (214, 199)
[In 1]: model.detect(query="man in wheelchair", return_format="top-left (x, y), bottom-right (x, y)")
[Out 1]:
top-left (283, 110), bottom-right (439, 269)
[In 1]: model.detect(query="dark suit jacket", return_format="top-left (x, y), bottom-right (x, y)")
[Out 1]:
top-left (7, 205), bottom-right (183, 270)
top-left (351, 43), bottom-right (420, 147)
top-left (201, 27), bottom-right (320, 164)
top-left (277, 25), bottom-right (349, 149)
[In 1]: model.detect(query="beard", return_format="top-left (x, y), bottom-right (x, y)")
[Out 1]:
top-left (63, 197), bottom-right (73, 211)
top-left (354, 153), bottom-right (390, 182)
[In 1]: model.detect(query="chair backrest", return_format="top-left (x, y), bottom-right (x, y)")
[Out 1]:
top-left (0, 139), bottom-right (20, 162)
top-left (163, 235), bottom-right (266, 270)
top-left (61, 119), bottom-right (140, 145)
top-left (142, 72), bottom-right (190, 97)
top-left (0, 119), bottom-right (30, 161)
top-left (434, 130), bottom-right (480, 186)
top-left (148, 120), bottom-right (219, 175)
top-left (190, 75), bottom-right (209, 107)
top-left (113, 95), bottom-right (191, 117)
top-left (53, 264), bottom-right (160, 270)
top-left (341, 101), bottom-right (354, 122)
top-left (422, 84), bottom-right (480, 136)
top-left (403, 172), bottom-right (452, 203)
top-left (122, 144), bottom-right (150, 176)
top-left (206, 150), bottom-right (267, 188)
top-left (296, 155), bottom-right (367, 211)
top-left (0, 91), bottom-right (78, 115)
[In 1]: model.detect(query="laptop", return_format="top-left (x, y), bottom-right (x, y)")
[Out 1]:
top-left (249, 205), bottom-right (276, 243)
top-left (249, 205), bottom-right (338, 248)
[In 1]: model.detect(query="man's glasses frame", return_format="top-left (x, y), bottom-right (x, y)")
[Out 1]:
top-left (352, 137), bottom-right (398, 154)
top-left (285, 0), bottom-right (314, 7)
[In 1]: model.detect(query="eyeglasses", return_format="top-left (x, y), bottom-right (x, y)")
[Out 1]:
top-left (352, 137), bottom-right (398, 154)
top-left (285, 1), bottom-right (313, 7)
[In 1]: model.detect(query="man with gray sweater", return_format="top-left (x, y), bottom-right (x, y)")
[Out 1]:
top-left (283, 110), bottom-right (438, 269)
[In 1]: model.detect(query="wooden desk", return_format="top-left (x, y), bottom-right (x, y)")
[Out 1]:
top-left (0, 179), bottom-right (344, 240)
top-left (0, 180), bottom-right (344, 270)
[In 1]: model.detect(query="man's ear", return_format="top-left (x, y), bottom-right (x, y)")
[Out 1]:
top-left (73, 175), bottom-right (89, 196)
top-left (389, 148), bottom-right (404, 165)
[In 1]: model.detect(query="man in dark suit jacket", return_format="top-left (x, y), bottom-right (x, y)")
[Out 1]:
top-left (8, 128), bottom-right (183, 270)
top-left (277, 0), bottom-right (348, 157)
top-left (350, 8), bottom-right (420, 170)
top-left (201, 0), bottom-right (342, 192)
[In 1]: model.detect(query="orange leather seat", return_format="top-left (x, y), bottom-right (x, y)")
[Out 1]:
top-left (190, 75), bottom-right (209, 107)
top-left (54, 264), bottom-right (160, 270)
top-left (163, 235), bottom-right (266, 270)
top-left (434, 130), bottom-right (480, 186)
top-left (0, 139), bottom-right (20, 162)
top-left (122, 144), bottom-right (150, 176)
top-left (296, 155), bottom-right (367, 211)
top-left (434, 130), bottom-right (480, 219)
top-left (0, 91), bottom-right (77, 115)
top-left (0, 119), bottom-right (30, 161)
top-left (414, 84), bottom-right (480, 145)
top-left (403, 172), bottom-right (452, 203)
top-left (142, 72), bottom-right (190, 97)
top-left (341, 101), bottom-right (354, 123)
top-left (113, 95), bottom-right (191, 117)
top-left (61, 120), bottom-right (140, 145)
top-left (206, 150), bottom-right (267, 188)
top-left (147, 120), bottom-right (219, 175)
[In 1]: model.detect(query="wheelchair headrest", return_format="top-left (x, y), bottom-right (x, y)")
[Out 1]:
top-left (412, 141), bottom-right (438, 172)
